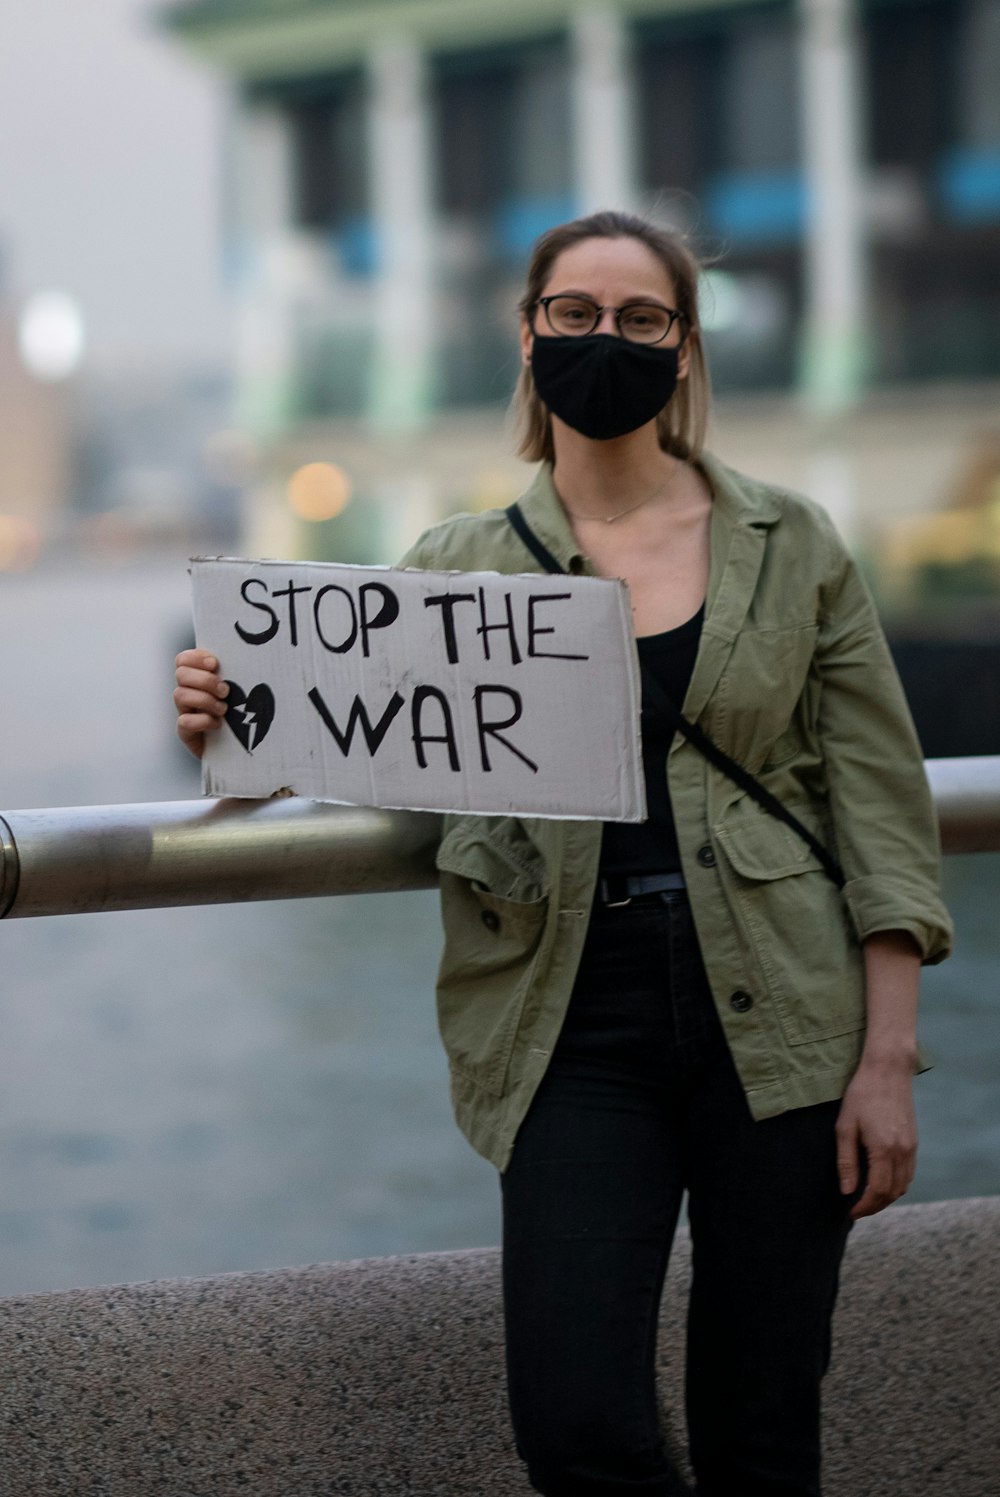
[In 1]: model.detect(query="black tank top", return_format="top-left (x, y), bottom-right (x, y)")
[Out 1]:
top-left (599, 603), bottom-right (705, 876)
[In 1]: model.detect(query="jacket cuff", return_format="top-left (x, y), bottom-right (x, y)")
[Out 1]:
top-left (842, 873), bottom-right (953, 966)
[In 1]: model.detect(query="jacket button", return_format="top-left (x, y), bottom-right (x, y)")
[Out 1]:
top-left (696, 843), bottom-right (717, 868)
top-left (730, 990), bottom-right (754, 1013)
top-left (481, 909), bottom-right (501, 933)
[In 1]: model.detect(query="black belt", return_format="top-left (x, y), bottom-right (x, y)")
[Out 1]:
top-left (596, 871), bottom-right (686, 907)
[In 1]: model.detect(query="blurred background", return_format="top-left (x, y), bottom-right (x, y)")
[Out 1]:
top-left (0, 0), bottom-right (997, 1296)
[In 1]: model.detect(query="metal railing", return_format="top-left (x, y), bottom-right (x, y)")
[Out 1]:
top-left (1, 755), bottom-right (998, 920)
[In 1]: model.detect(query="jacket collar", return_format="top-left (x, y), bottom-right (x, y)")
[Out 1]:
top-left (514, 452), bottom-right (782, 729)
top-left (684, 451), bottom-right (780, 728)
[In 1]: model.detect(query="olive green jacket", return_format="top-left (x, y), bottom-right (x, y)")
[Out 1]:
top-left (399, 453), bottom-right (953, 1171)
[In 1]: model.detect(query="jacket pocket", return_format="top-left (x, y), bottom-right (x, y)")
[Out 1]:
top-left (434, 820), bottom-right (550, 1096)
top-left (709, 625), bottom-right (820, 766)
top-left (714, 799), bottom-right (865, 1045)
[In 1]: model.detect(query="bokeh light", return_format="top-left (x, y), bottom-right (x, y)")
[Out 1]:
top-left (287, 462), bottom-right (352, 522)
top-left (0, 515), bottom-right (41, 571)
top-left (17, 291), bottom-right (86, 380)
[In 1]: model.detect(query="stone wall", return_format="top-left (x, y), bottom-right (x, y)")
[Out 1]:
top-left (0, 1196), bottom-right (996, 1495)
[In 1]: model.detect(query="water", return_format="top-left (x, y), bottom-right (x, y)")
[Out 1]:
top-left (0, 557), bottom-right (996, 1297)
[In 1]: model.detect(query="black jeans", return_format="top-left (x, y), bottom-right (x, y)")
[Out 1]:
top-left (501, 890), bottom-right (853, 1497)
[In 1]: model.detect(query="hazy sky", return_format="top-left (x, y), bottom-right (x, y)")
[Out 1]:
top-left (0, 0), bottom-right (231, 373)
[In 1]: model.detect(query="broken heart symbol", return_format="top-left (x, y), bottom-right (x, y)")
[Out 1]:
top-left (223, 682), bottom-right (275, 753)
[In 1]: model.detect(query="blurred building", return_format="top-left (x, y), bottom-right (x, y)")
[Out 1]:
top-left (0, 238), bottom-right (240, 565)
top-left (0, 310), bottom-right (72, 569)
top-left (164, 0), bottom-right (1000, 558)
top-left (71, 364), bottom-right (242, 548)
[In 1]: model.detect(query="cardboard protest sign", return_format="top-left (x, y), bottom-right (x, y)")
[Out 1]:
top-left (190, 558), bottom-right (644, 821)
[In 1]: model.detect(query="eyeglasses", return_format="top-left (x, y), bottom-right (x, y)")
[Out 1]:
top-left (533, 294), bottom-right (689, 346)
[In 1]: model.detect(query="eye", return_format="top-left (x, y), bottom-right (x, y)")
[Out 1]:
top-left (619, 305), bottom-right (672, 341)
top-left (622, 307), bottom-right (660, 328)
top-left (543, 297), bottom-right (600, 335)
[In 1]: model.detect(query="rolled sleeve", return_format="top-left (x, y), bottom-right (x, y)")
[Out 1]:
top-left (842, 874), bottom-right (952, 965)
top-left (814, 515), bottom-right (953, 967)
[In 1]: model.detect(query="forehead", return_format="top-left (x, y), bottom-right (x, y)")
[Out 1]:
top-left (541, 235), bottom-right (676, 302)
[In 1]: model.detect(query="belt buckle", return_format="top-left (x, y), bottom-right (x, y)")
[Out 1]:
top-left (599, 877), bottom-right (632, 908)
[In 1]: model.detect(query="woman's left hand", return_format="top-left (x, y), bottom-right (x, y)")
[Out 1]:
top-left (835, 1057), bottom-right (917, 1220)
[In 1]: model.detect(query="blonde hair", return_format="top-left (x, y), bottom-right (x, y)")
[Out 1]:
top-left (512, 210), bottom-right (711, 464)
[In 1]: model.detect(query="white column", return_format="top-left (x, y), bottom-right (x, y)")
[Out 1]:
top-left (368, 38), bottom-right (435, 433)
top-left (228, 92), bottom-right (294, 249)
top-left (571, 7), bottom-right (637, 215)
top-left (797, 0), bottom-right (868, 542)
top-left (798, 0), bottom-right (868, 413)
top-left (221, 94), bottom-right (302, 556)
top-left (224, 94), bottom-right (303, 441)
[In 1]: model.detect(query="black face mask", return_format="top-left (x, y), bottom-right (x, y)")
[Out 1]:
top-left (530, 333), bottom-right (680, 441)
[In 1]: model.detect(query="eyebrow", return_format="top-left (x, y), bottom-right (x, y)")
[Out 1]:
top-left (548, 289), bottom-right (673, 310)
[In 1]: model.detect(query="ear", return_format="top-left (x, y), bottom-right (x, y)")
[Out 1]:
top-left (519, 313), bottom-right (533, 369)
top-left (677, 333), bottom-right (694, 383)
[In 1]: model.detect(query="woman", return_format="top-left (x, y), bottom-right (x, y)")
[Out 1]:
top-left (175, 211), bottom-right (952, 1496)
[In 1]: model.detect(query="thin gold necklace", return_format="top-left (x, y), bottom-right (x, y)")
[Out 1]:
top-left (563, 458), bottom-right (684, 524)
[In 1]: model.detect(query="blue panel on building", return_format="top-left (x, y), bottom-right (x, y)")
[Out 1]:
top-left (938, 149), bottom-right (1000, 223)
top-left (493, 195), bottom-right (579, 261)
top-left (333, 216), bottom-right (378, 278)
top-left (705, 171), bottom-right (806, 244)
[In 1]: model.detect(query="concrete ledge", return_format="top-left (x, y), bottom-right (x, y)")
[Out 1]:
top-left (0, 1197), bottom-right (997, 1495)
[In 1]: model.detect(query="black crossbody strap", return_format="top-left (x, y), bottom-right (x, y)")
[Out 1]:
top-left (506, 500), bottom-right (565, 575)
top-left (638, 669), bottom-right (846, 888)
top-left (505, 501), bottom-right (845, 889)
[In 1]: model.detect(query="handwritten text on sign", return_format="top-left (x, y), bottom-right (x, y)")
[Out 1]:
top-left (191, 558), bottom-right (644, 820)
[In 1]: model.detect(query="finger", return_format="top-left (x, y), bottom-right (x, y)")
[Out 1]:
top-left (890, 1145), bottom-right (917, 1202)
top-left (835, 1122), bottom-right (859, 1196)
top-left (177, 711), bottom-right (224, 738)
top-left (174, 686), bottom-right (229, 717)
top-left (850, 1151), bottom-right (894, 1219)
top-left (176, 715), bottom-right (203, 753)
top-left (176, 712), bottom-right (222, 759)
top-left (850, 1183), bottom-right (896, 1220)
top-left (175, 667), bottom-right (229, 697)
top-left (176, 649), bottom-right (218, 672)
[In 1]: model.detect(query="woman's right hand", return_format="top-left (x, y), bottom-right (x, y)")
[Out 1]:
top-left (174, 648), bottom-right (229, 759)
